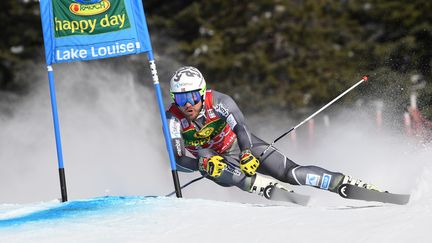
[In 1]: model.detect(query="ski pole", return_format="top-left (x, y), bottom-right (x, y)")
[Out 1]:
top-left (259, 75), bottom-right (369, 159)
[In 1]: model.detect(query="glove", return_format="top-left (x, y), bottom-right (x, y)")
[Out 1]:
top-left (239, 149), bottom-right (260, 176)
top-left (199, 155), bottom-right (227, 178)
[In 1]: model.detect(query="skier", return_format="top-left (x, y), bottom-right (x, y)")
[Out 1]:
top-left (166, 66), bottom-right (381, 199)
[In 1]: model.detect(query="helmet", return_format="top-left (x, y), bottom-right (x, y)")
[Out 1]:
top-left (169, 66), bottom-right (206, 102)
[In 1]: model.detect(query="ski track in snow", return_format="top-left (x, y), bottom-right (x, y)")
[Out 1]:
top-left (1, 62), bottom-right (432, 242)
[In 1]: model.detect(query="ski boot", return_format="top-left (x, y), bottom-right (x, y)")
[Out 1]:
top-left (249, 174), bottom-right (292, 199)
top-left (249, 174), bottom-right (310, 205)
top-left (339, 175), bottom-right (383, 192)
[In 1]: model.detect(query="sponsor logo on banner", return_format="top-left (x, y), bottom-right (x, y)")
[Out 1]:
top-left (40, 0), bottom-right (152, 64)
top-left (53, 0), bottom-right (131, 37)
top-left (70, 0), bottom-right (111, 16)
top-left (305, 174), bottom-right (320, 186)
top-left (320, 174), bottom-right (332, 190)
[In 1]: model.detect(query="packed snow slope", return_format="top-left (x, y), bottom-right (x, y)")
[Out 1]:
top-left (1, 194), bottom-right (432, 243)
top-left (0, 62), bottom-right (431, 242)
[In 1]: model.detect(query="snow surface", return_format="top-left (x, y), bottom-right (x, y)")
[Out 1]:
top-left (1, 194), bottom-right (432, 243)
top-left (1, 62), bottom-right (432, 242)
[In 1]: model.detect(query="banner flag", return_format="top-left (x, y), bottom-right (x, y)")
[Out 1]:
top-left (39, 0), bottom-right (152, 64)
top-left (39, 0), bottom-right (183, 200)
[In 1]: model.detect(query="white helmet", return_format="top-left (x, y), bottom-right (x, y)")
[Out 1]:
top-left (169, 66), bottom-right (206, 101)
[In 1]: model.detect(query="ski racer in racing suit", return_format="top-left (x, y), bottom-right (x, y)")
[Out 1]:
top-left (166, 66), bottom-right (380, 198)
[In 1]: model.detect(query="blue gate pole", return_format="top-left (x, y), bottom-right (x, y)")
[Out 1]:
top-left (147, 53), bottom-right (182, 198)
top-left (47, 65), bottom-right (68, 202)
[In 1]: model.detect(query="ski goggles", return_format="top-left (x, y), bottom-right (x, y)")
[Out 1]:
top-left (173, 90), bottom-right (202, 106)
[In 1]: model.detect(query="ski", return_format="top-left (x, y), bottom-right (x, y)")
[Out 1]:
top-left (263, 185), bottom-right (310, 206)
top-left (338, 184), bottom-right (410, 205)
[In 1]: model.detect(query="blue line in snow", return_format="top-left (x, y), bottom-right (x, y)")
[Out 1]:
top-left (0, 196), bottom-right (157, 228)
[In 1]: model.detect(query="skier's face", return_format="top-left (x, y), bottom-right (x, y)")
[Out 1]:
top-left (179, 100), bottom-right (202, 121)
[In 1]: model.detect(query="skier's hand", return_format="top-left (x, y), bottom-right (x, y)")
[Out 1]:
top-left (199, 155), bottom-right (227, 178)
top-left (239, 149), bottom-right (260, 176)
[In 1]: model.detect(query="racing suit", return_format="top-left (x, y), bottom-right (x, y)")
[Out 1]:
top-left (166, 90), bottom-right (344, 193)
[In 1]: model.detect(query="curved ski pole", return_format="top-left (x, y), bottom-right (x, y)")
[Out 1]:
top-left (259, 76), bottom-right (369, 160)
top-left (165, 175), bottom-right (205, 197)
